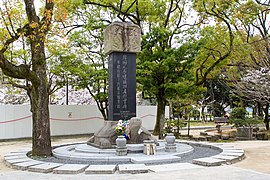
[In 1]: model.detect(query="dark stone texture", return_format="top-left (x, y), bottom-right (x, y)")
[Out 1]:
top-left (108, 52), bottom-right (136, 121)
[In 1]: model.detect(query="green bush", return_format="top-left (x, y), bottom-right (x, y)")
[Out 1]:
top-left (164, 118), bottom-right (187, 133)
top-left (229, 107), bottom-right (262, 127)
top-left (229, 117), bottom-right (261, 127)
top-left (230, 107), bottom-right (247, 120)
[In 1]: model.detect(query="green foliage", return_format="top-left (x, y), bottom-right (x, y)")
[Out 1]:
top-left (164, 118), bottom-right (187, 133)
top-left (137, 27), bottom-right (202, 100)
top-left (58, 5), bottom-right (109, 119)
top-left (229, 107), bottom-right (262, 127)
top-left (229, 117), bottom-right (262, 128)
top-left (193, 25), bottom-right (233, 81)
top-left (230, 107), bottom-right (247, 120)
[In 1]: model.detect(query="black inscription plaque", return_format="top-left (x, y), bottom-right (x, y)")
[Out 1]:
top-left (108, 52), bottom-right (136, 121)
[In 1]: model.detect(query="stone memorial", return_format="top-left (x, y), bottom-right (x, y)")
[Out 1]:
top-left (105, 22), bottom-right (140, 121)
top-left (87, 22), bottom-right (155, 149)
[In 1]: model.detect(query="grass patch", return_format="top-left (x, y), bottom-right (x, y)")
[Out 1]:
top-left (215, 139), bottom-right (234, 143)
top-left (188, 121), bottom-right (215, 127)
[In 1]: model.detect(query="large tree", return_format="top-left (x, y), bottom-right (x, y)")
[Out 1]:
top-left (64, 5), bottom-right (109, 119)
top-left (0, 0), bottom-right (55, 156)
top-left (194, 0), bottom-right (270, 130)
top-left (193, 0), bottom-right (236, 86)
top-left (138, 28), bottom-right (201, 136)
top-left (83, 0), bottom-right (201, 136)
top-left (216, 1), bottom-right (270, 129)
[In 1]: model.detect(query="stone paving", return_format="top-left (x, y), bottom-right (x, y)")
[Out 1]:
top-left (4, 140), bottom-right (245, 175)
top-left (2, 138), bottom-right (270, 180)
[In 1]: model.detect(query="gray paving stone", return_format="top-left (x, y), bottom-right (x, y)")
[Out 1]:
top-left (192, 157), bottom-right (226, 166)
top-left (222, 149), bottom-right (244, 153)
top-left (4, 155), bottom-right (28, 160)
top-left (131, 155), bottom-right (181, 164)
top-left (2, 141), bottom-right (247, 175)
top-left (4, 157), bottom-right (31, 167)
top-left (28, 162), bottom-right (63, 173)
top-left (85, 165), bottom-right (117, 174)
top-left (4, 152), bottom-right (27, 156)
top-left (53, 164), bottom-right (89, 174)
top-left (212, 155), bottom-right (241, 164)
top-left (75, 144), bottom-right (115, 154)
top-left (148, 163), bottom-right (202, 172)
top-left (220, 152), bottom-right (245, 158)
top-left (118, 164), bottom-right (149, 174)
top-left (11, 160), bottom-right (44, 170)
top-left (9, 150), bottom-right (29, 154)
top-left (107, 156), bottom-right (131, 163)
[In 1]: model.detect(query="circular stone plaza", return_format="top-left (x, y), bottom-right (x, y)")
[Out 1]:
top-left (2, 135), bottom-right (270, 180)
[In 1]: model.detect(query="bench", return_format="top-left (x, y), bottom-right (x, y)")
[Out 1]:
top-left (214, 117), bottom-right (229, 133)
top-left (214, 117), bottom-right (228, 124)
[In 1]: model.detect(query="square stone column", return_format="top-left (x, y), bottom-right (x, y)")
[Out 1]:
top-left (104, 22), bottom-right (141, 121)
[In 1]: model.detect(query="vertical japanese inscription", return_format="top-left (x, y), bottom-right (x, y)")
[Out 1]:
top-left (108, 52), bottom-right (136, 121)
top-left (122, 55), bottom-right (128, 110)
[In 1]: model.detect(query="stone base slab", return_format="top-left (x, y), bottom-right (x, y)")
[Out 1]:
top-left (85, 165), bottom-right (117, 174)
top-left (28, 163), bottom-right (63, 173)
top-left (4, 141), bottom-right (246, 174)
top-left (192, 157), bottom-right (226, 166)
top-left (53, 164), bottom-right (89, 174)
top-left (118, 164), bottom-right (149, 174)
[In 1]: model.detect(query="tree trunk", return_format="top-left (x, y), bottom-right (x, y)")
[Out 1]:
top-left (169, 101), bottom-right (173, 119)
top-left (263, 103), bottom-right (269, 131)
top-left (0, 0), bottom-right (54, 157)
top-left (97, 101), bottom-right (108, 120)
top-left (258, 102), bottom-right (263, 117)
top-left (153, 97), bottom-right (166, 138)
top-left (201, 105), bottom-right (206, 122)
top-left (29, 33), bottom-right (52, 156)
top-left (30, 82), bottom-right (52, 156)
top-left (187, 115), bottom-right (190, 137)
top-left (29, 50), bottom-right (52, 156)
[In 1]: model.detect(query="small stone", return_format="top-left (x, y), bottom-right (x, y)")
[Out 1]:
top-left (200, 132), bottom-right (208, 136)
top-left (221, 135), bottom-right (230, 140)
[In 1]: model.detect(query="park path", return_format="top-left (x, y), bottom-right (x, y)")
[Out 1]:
top-left (232, 140), bottom-right (270, 174)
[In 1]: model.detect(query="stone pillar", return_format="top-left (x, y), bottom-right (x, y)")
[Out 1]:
top-left (116, 135), bottom-right (127, 156)
top-left (87, 22), bottom-right (142, 148)
top-left (105, 22), bottom-right (141, 121)
top-left (165, 133), bottom-right (176, 152)
top-left (143, 140), bottom-right (156, 155)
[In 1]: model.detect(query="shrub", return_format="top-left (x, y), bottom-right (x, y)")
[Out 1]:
top-left (229, 117), bottom-right (261, 127)
top-left (229, 107), bottom-right (262, 127)
top-left (230, 107), bottom-right (247, 120)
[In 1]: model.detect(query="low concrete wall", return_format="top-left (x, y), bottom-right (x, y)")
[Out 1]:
top-left (0, 105), bottom-right (169, 140)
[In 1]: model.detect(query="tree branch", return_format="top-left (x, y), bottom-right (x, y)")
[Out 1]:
top-left (83, 0), bottom-right (140, 26)
top-left (195, 1), bottom-right (234, 86)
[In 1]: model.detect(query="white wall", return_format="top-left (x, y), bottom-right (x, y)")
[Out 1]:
top-left (0, 105), bottom-right (169, 140)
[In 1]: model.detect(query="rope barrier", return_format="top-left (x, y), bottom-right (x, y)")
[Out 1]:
top-left (0, 114), bottom-right (156, 124)
top-left (0, 115), bottom-right (32, 124)
top-left (50, 117), bottom-right (104, 121)
top-left (140, 114), bottom-right (156, 118)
